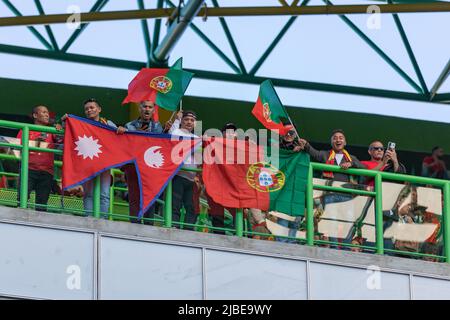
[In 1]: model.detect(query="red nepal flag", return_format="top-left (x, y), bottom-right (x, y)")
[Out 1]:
top-left (62, 115), bottom-right (200, 217)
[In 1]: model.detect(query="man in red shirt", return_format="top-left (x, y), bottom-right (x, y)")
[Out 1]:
top-left (422, 146), bottom-right (448, 180)
top-left (17, 105), bottom-right (61, 211)
top-left (361, 140), bottom-right (405, 187)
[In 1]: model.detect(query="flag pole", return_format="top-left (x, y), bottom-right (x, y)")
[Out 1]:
top-left (286, 114), bottom-right (300, 140)
top-left (166, 99), bottom-right (183, 128)
top-left (269, 79), bottom-right (300, 139)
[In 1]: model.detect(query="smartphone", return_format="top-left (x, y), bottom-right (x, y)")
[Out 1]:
top-left (387, 141), bottom-right (396, 151)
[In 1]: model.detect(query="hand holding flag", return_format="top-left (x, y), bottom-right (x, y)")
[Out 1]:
top-left (62, 115), bottom-right (200, 217)
top-left (252, 80), bottom-right (297, 137)
top-left (122, 58), bottom-right (194, 112)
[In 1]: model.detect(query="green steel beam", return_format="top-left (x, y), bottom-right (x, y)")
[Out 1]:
top-left (93, 175), bottom-right (101, 218)
top-left (154, 0), bottom-right (205, 64)
top-left (61, 0), bottom-right (109, 53)
top-left (18, 126), bottom-right (29, 209)
top-left (164, 180), bottom-right (172, 228)
top-left (444, 182), bottom-right (450, 263)
top-left (369, 0), bottom-right (444, 3)
top-left (33, 0), bottom-right (59, 51)
top-left (374, 174), bottom-right (384, 255)
top-left (1, 4), bottom-right (450, 27)
top-left (306, 165), bottom-right (314, 246)
top-left (150, 0), bottom-right (164, 66)
top-left (434, 92), bottom-right (450, 103)
top-left (250, 0), bottom-right (310, 76)
top-left (183, 20), bottom-right (241, 74)
top-left (211, 0), bottom-right (247, 74)
top-left (0, 43), bottom-right (145, 69)
top-left (165, 0), bottom-right (240, 73)
top-left (1, 43), bottom-right (443, 103)
top-left (430, 59), bottom-right (450, 100)
top-left (188, 68), bottom-right (433, 102)
top-left (389, 0), bottom-right (429, 95)
top-left (324, 0), bottom-right (423, 93)
top-left (1, 0), bottom-right (52, 50)
top-left (235, 209), bottom-right (244, 237)
top-left (137, 0), bottom-right (152, 67)
top-left (250, 16), bottom-right (296, 75)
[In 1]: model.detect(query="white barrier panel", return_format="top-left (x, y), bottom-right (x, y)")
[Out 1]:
top-left (0, 223), bottom-right (94, 299)
top-left (205, 250), bottom-right (307, 300)
top-left (99, 237), bottom-right (203, 300)
top-left (309, 262), bottom-right (410, 300)
top-left (412, 276), bottom-right (450, 300)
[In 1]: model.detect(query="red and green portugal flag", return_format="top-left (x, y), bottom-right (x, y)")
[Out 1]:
top-left (202, 138), bottom-right (310, 217)
top-left (122, 58), bottom-right (193, 111)
top-left (252, 80), bottom-right (291, 135)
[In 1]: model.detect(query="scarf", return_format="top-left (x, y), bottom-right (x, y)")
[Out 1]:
top-left (323, 149), bottom-right (352, 178)
top-left (99, 117), bottom-right (109, 126)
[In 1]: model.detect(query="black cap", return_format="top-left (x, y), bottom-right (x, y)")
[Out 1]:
top-left (182, 110), bottom-right (197, 120)
top-left (286, 129), bottom-right (296, 136)
top-left (221, 122), bottom-right (237, 132)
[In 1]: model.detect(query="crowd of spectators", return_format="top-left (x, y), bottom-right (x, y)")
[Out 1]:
top-left (1, 100), bottom-right (449, 260)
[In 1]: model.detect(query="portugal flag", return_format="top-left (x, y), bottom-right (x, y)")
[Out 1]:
top-left (252, 80), bottom-right (291, 135)
top-left (202, 138), bottom-right (310, 216)
top-left (122, 58), bottom-right (194, 111)
top-left (62, 115), bottom-right (200, 216)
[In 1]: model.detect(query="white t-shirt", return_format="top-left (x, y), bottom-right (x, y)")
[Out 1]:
top-left (335, 153), bottom-right (344, 165)
top-left (169, 120), bottom-right (200, 181)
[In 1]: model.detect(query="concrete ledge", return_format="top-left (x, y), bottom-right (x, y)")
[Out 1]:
top-left (1, 206), bottom-right (450, 279)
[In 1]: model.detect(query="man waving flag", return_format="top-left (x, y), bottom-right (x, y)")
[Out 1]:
top-left (202, 138), bottom-right (309, 217)
top-left (62, 115), bottom-right (200, 217)
top-left (252, 79), bottom-right (293, 136)
top-left (122, 58), bottom-right (193, 111)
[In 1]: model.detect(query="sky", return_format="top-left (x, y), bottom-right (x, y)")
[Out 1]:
top-left (0, 0), bottom-right (449, 123)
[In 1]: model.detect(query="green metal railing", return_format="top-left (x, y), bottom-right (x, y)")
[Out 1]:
top-left (0, 119), bottom-right (449, 263)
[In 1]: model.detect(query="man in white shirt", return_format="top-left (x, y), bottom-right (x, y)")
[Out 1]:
top-left (168, 110), bottom-right (200, 230)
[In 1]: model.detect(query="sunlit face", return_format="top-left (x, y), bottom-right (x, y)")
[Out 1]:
top-left (84, 102), bottom-right (101, 120)
top-left (331, 132), bottom-right (346, 152)
top-left (181, 115), bottom-right (196, 132)
top-left (140, 101), bottom-right (154, 121)
top-left (33, 106), bottom-right (50, 125)
top-left (368, 141), bottom-right (384, 161)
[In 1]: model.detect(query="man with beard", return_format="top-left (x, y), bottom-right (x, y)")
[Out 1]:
top-left (422, 146), bottom-right (448, 180)
top-left (123, 101), bottom-right (163, 223)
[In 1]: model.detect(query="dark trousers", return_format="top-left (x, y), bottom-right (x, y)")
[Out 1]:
top-left (206, 194), bottom-right (235, 235)
top-left (211, 215), bottom-right (227, 235)
top-left (17, 170), bottom-right (53, 211)
top-left (172, 175), bottom-right (197, 230)
top-left (123, 164), bottom-right (155, 224)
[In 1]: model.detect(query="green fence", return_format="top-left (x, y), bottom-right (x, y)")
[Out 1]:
top-left (0, 119), bottom-right (449, 262)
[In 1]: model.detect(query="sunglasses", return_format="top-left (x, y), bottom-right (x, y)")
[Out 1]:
top-left (370, 146), bottom-right (384, 151)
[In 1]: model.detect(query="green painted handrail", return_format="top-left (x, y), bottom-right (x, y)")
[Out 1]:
top-left (1, 119), bottom-right (449, 263)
